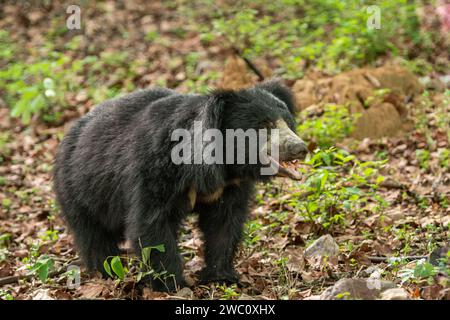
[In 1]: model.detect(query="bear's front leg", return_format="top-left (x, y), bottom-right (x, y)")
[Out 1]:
top-left (128, 205), bottom-right (187, 293)
top-left (197, 183), bottom-right (252, 285)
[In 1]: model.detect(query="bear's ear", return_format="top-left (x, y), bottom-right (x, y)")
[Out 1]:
top-left (256, 79), bottom-right (296, 116)
top-left (203, 90), bottom-right (242, 129)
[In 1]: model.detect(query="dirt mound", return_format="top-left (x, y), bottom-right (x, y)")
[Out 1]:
top-left (293, 64), bottom-right (423, 139)
top-left (219, 57), bottom-right (423, 139)
top-left (219, 55), bottom-right (271, 90)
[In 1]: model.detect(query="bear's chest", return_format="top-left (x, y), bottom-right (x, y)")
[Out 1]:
top-left (188, 179), bottom-right (240, 208)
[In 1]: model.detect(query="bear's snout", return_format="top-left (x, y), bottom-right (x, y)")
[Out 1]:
top-left (285, 138), bottom-right (308, 160)
top-left (275, 119), bottom-right (308, 162)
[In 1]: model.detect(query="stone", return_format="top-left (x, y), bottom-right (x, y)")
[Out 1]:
top-left (176, 287), bottom-right (194, 299)
top-left (319, 278), bottom-right (397, 300)
top-left (32, 289), bottom-right (54, 300)
top-left (379, 288), bottom-right (410, 300)
top-left (304, 234), bottom-right (339, 259)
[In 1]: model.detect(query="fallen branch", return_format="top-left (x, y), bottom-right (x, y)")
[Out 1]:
top-left (359, 178), bottom-right (423, 203)
top-left (367, 255), bottom-right (427, 263)
top-left (232, 47), bottom-right (265, 81)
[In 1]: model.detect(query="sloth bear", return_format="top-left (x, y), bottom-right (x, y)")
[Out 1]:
top-left (54, 80), bottom-right (308, 292)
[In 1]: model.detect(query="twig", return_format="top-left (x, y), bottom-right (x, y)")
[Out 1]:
top-left (360, 178), bottom-right (423, 203)
top-left (367, 255), bottom-right (427, 263)
top-left (231, 47), bottom-right (265, 81)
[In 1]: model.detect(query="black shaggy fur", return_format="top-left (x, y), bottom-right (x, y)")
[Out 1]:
top-left (54, 79), bottom-right (297, 292)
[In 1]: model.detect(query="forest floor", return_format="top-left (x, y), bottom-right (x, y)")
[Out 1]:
top-left (0, 2), bottom-right (448, 300)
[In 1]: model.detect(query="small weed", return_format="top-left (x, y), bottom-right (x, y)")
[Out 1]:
top-left (415, 149), bottom-right (430, 170)
top-left (219, 284), bottom-right (240, 300)
top-left (297, 104), bottom-right (358, 148)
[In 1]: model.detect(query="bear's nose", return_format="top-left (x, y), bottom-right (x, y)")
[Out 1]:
top-left (287, 140), bottom-right (308, 159)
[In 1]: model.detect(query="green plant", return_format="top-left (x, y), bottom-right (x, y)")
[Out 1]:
top-left (27, 255), bottom-right (55, 283)
top-left (297, 104), bottom-right (358, 148)
top-left (39, 229), bottom-right (59, 242)
top-left (0, 289), bottom-right (13, 300)
top-left (438, 148), bottom-right (449, 169)
top-left (398, 259), bottom-right (446, 285)
top-left (181, 0), bottom-right (428, 76)
top-left (1, 198), bottom-right (11, 210)
top-left (0, 37), bottom-right (138, 125)
top-left (415, 149), bottom-right (430, 170)
top-left (0, 50), bottom-right (84, 124)
top-left (0, 31), bottom-right (15, 62)
top-left (415, 90), bottom-right (449, 147)
top-left (0, 132), bottom-right (11, 163)
top-left (335, 291), bottom-right (352, 300)
top-left (0, 233), bottom-right (11, 249)
top-left (219, 284), bottom-right (240, 300)
top-left (243, 219), bottom-right (262, 247)
top-left (288, 147), bottom-right (387, 228)
top-left (103, 256), bottom-right (127, 281)
top-left (103, 244), bottom-right (169, 286)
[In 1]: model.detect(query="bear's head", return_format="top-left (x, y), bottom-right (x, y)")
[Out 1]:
top-left (202, 79), bottom-right (308, 181)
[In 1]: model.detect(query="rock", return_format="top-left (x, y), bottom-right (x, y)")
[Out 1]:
top-left (303, 295), bottom-right (322, 300)
top-left (32, 289), bottom-right (54, 300)
top-left (439, 75), bottom-right (450, 88)
top-left (385, 211), bottom-right (406, 223)
top-left (176, 287), bottom-right (193, 299)
top-left (238, 294), bottom-right (255, 300)
top-left (319, 278), bottom-right (397, 300)
top-left (304, 234), bottom-right (339, 259)
top-left (419, 76), bottom-right (446, 91)
top-left (379, 288), bottom-right (410, 300)
top-left (361, 265), bottom-right (383, 277)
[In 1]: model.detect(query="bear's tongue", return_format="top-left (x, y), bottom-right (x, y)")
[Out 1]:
top-left (268, 155), bottom-right (302, 180)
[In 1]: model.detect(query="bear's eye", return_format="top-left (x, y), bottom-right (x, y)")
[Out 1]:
top-left (264, 121), bottom-right (276, 129)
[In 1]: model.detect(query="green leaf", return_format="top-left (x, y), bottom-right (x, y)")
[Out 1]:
top-left (345, 187), bottom-right (362, 195)
top-left (321, 152), bottom-right (331, 166)
top-left (37, 263), bottom-right (49, 282)
top-left (319, 171), bottom-right (329, 190)
top-left (103, 258), bottom-right (113, 278)
top-left (110, 256), bottom-right (125, 280)
top-left (30, 94), bottom-right (46, 112)
top-left (307, 201), bottom-right (318, 213)
top-left (414, 261), bottom-right (435, 278)
top-left (141, 244), bottom-right (165, 266)
top-left (141, 247), bottom-right (152, 265)
top-left (375, 175), bottom-right (385, 184)
top-left (29, 257), bottom-right (54, 282)
top-left (343, 200), bottom-right (351, 210)
top-left (153, 244), bottom-right (165, 253)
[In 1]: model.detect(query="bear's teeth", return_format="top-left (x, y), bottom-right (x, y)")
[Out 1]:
top-left (268, 156), bottom-right (302, 180)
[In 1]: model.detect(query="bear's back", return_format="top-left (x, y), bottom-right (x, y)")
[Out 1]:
top-left (54, 88), bottom-right (180, 211)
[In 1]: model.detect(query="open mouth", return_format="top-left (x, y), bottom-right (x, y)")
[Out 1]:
top-left (267, 155), bottom-right (302, 180)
